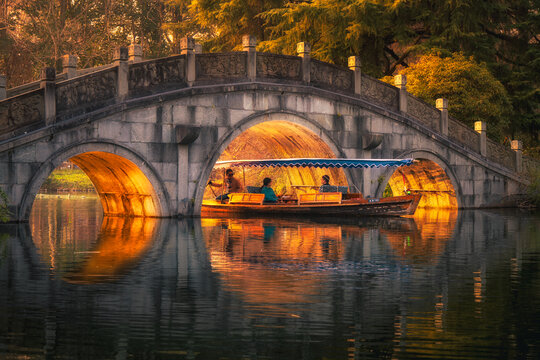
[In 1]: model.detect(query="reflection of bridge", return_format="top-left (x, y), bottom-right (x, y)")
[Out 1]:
top-left (1, 212), bottom-right (535, 358)
top-left (1, 36), bottom-right (538, 220)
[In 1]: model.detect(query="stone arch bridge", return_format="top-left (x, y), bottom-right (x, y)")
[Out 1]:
top-left (0, 37), bottom-right (537, 221)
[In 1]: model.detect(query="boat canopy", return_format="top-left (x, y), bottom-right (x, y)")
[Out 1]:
top-left (214, 158), bottom-right (414, 168)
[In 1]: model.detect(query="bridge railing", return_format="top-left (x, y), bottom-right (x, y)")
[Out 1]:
top-left (129, 55), bottom-right (187, 96)
top-left (56, 67), bottom-right (118, 120)
top-left (0, 88), bottom-right (45, 140)
top-left (486, 138), bottom-right (516, 170)
top-left (406, 94), bottom-right (440, 131)
top-left (361, 75), bottom-right (399, 111)
top-left (256, 53), bottom-right (303, 82)
top-left (1, 37), bottom-right (538, 177)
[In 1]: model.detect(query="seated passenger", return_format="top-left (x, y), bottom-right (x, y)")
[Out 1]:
top-left (260, 177), bottom-right (278, 203)
top-left (319, 174), bottom-right (334, 192)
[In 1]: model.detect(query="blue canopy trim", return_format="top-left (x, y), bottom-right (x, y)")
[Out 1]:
top-left (215, 158), bottom-right (414, 168)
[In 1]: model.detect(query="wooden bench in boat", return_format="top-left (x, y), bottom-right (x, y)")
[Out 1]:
top-left (298, 192), bottom-right (342, 205)
top-left (228, 193), bottom-right (265, 205)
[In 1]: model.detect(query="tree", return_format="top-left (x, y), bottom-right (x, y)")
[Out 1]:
top-left (189, 0), bottom-right (286, 52)
top-left (384, 52), bottom-right (511, 140)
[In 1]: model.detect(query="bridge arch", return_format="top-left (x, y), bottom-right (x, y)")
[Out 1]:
top-left (375, 149), bottom-right (462, 209)
top-left (194, 111), bottom-right (354, 213)
top-left (20, 141), bottom-right (172, 220)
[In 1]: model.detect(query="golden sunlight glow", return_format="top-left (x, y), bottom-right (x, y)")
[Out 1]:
top-left (63, 217), bottom-right (158, 284)
top-left (385, 208), bottom-right (458, 264)
top-left (70, 151), bottom-right (159, 217)
top-left (205, 121), bottom-right (347, 199)
top-left (387, 159), bottom-right (458, 209)
top-left (202, 218), bottom-right (348, 312)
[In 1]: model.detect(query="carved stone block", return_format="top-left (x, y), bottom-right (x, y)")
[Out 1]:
top-left (310, 59), bottom-right (352, 91)
top-left (256, 54), bottom-right (302, 80)
top-left (196, 53), bottom-right (247, 79)
top-left (0, 90), bottom-right (44, 135)
top-left (56, 69), bottom-right (117, 113)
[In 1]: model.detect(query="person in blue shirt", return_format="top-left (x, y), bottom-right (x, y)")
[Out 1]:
top-left (261, 177), bottom-right (278, 203)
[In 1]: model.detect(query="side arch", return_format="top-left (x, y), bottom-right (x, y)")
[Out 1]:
top-left (193, 111), bottom-right (353, 214)
top-left (20, 141), bottom-right (172, 220)
top-left (375, 149), bottom-right (463, 208)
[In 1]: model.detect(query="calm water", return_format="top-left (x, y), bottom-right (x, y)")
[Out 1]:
top-left (0, 195), bottom-right (539, 359)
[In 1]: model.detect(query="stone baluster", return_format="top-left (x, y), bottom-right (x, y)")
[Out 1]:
top-left (0, 75), bottom-right (6, 100)
top-left (511, 140), bottom-right (523, 172)
top-left (297, 42), bottom-right (311, 84)
top-left (348, 56), bottom-right (362, 95)
top-left (180, 37), bottom-right (196, 86)
top-left (394, 75), bottom-right (407, 113)
top-left (61, 55), bottom-right (78, 79)
top-left (113, 47), bottom-right (129, 99)
top-left (436, 98), bottom-right (448, 136)
top-left (40, 68), bottom-right (56, 125)
top-left (129, 43), bottom-right (143, 63)
top-left (475, 121), bottom-right (487, 156)
top-left (243, 35), bottom-right (257, 81)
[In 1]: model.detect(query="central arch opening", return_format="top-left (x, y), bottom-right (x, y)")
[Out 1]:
top-left (204, 120), bottom-right (348, 200)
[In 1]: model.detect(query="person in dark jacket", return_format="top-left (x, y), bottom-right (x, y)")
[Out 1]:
top-left (319, 174), bottom-right (333, 192)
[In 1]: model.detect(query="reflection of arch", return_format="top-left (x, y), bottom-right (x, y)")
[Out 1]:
top-left (195, 111), bottom-right (352, 212)
top-left (384, 209), bottom-right (458, 264)
top-left (21, 142), bottom-right (171, 220)
top-left (202, 218), bottom-right (347, 311)
top-left (29, 195), bottom-right (164, 284)
top-left (376, 150), bottom-right (461, 209)
top-left (63, 217), bottom-right (159, 284)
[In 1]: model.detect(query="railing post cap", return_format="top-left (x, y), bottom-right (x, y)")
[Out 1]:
top-left (394, 74), bottom-right (406, 87)
top-left (511, 140), bottom-right (523, 151)
top-left (242, 35), bottom-right (257, 50)
top-left (113, 47), bottom-right (129, 62)
top-left (41, 67), bottom-right (56, 81)
top-left (297, 42), bottom-right (311, 55)
top-left (129, 43), bottom-right (142, 54)
top-left (348, 56), bottom-right (361, 69)
top-left (436, 98), bottom-right (448, 110)
top-left (61, 54), bottom-right (78, 68)
top-left (180, 37), bottom-right (195, 51)
top-left (474, 121), bottom-right (486, 132)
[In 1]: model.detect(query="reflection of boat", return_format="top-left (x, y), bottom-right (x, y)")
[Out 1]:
top-left (202, 158), bottom-right (422, 217)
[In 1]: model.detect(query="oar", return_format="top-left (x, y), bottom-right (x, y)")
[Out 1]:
top-left (207, 180), bottom-right (218, 198)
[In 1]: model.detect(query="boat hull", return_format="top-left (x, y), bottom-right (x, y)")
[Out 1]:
top-left (202, 194), bottom-right (422, 217)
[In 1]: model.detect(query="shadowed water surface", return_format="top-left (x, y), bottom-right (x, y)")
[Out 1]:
top-left (0, 196), bottom-right (539, 359)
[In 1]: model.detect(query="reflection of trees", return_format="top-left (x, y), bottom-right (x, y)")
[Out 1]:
top-left (30, 196), bottom-right (158, 283)
top-left (30, 195), bottom-right (103, 273)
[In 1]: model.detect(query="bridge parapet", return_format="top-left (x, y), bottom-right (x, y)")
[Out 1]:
top-left (1, 37), bottom-right (538, 177)
top-left (56, 66), bottom-right (118, 120)
top-left (448, 117), bottom-right (481, 153)
top-left (0, 88), bottom-right (44, 140)
top-left (128, 55), bottom-right (186, 96)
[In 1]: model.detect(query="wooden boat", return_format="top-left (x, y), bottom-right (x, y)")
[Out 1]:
top-left (202, 158), bottom-right (422, 217)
